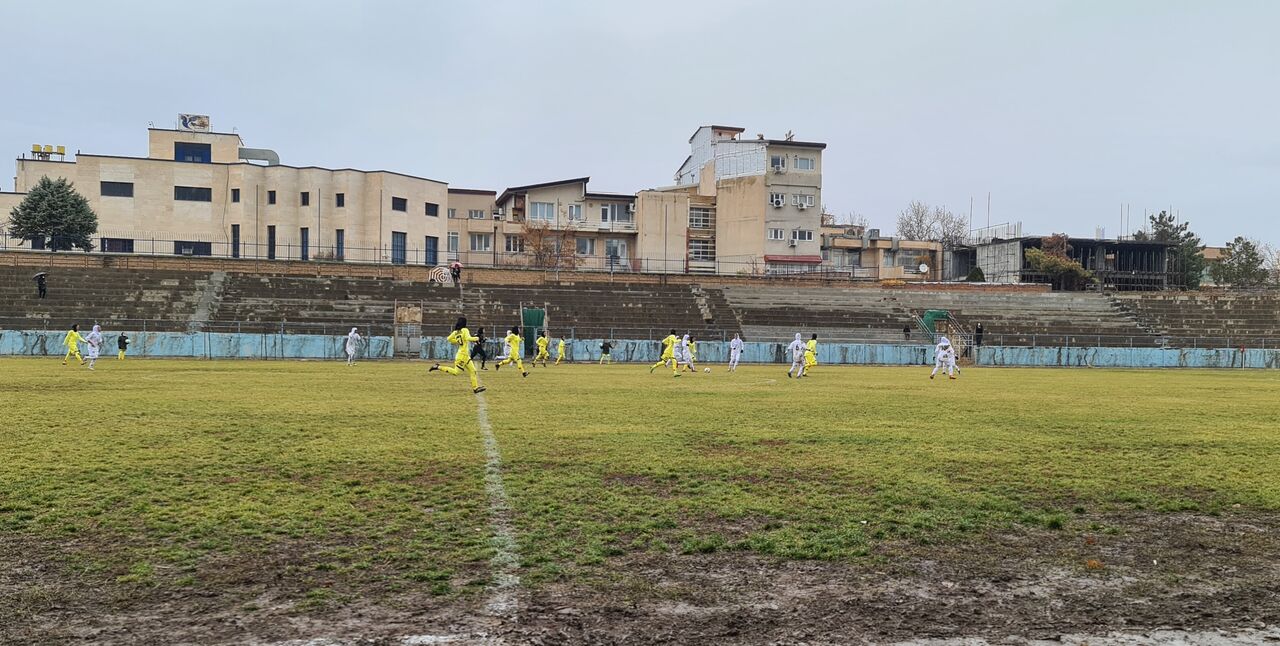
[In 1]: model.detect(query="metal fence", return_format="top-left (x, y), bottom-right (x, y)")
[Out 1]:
top-left (3, 315), bottom-right (1277, 350)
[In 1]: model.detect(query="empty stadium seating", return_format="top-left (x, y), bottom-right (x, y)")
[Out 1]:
top-left (0, 264), bottom-right (210, 332)
top-left (1114, 292), bottom-right (1280, 348)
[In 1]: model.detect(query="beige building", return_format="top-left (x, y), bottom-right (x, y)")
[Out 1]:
top-left (633, 125), bottom-right (826, 274)
top-left (3, 127), bottom-right (449, 265)
top-left (820, 224), bottom-right (943, 281)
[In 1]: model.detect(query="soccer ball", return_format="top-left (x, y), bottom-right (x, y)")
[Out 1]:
top-left (703, 367), bottom-right (711, 373)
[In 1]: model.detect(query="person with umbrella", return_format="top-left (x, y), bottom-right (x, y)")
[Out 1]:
top-left (33, 272), bottom-right (47, 299)
top-left (449, 261), bottom-right (463, 285)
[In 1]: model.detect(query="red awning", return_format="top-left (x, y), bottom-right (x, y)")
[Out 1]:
top-left (764, 255), bottom-right (823, 264)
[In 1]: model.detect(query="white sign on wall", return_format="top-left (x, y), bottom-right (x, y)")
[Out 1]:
top-left (178, 114), bottom-right (211, 132)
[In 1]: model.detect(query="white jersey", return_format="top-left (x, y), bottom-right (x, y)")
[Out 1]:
top-left (730, 337), bottom-right (743, 354)
top-left (680, 336), bottom-right (693, 362)
top-left (789, 339), bottom-right (805, 361)
top-left (85, 328), bottom-right (103, 358)
top-left (346, 332), bottom-right (361, 353)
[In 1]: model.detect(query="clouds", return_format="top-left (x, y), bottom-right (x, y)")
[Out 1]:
top-left (1, 0), bottom-right (1276, 244)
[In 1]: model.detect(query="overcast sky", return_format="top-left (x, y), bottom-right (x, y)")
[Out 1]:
top-left (2, 0), bottom-right (1276, 245)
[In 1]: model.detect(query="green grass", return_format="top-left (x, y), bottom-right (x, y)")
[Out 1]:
top-left (2, 358), bottom-right (1279, 603)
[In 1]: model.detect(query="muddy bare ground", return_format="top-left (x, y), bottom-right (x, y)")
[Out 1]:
top-left (3, 512), bottom-right (1278, 645)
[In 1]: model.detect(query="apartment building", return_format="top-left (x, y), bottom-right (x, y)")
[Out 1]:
top-left (820, 225), bottom-right (943, 280)
top-left (635, 125), bottom-right (826, 274)
top-left (4, 126), bottom-right (449, 264)
top-left (485, 177), bottom-right (638, 270)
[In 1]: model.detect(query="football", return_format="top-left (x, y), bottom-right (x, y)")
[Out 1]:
top-left (703, 367), bottom-right (711, 373)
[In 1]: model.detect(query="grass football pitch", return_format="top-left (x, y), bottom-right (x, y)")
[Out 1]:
top-left (2, 357), bottom-right (1279, 644)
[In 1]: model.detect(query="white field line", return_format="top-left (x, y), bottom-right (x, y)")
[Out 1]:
top-left (473, 392), bottom-right (522, 618)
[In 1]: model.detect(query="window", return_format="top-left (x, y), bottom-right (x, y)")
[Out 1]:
top-left (173, 241), bottom-right (212, 256)
top-left (769, 192), bottom-right (785, 207)
top-left (300, 192), bottom-right (310, 207)
top-left (299, 227), bottom-right (310, 261)
top-left (267, 226), bottom-right (276, 260)
top-left (793, 194), bottom-right (816, 207)
top-left (335, 193), bottom-right (345, 208)
top-left (100, 181), bottom-right (134, 198)
top-left (770, 154), bottom-right (786, 170)
top-left (792, 229), bottom-right (814, 242)
top-left (605, 238), bottom-right (627, 259)
top-left (469, 209), bottom-right (485, 219)
top-left (231, 188), bottom-right (240, 203)
top-left (688, 239), bottom-right (716, 262)
top-left (768, 228), bottom-right (785, 241)
top-left (174, 186), bottom-right (213, 202)
top-left (567, 204), bottom-right (583, 221)
top-left (448, 208), bottom-right (457, 219)
top-left (505, 235), bottom-right (525, 253)
top-left (425, 235), bottom-right (439, 265)
top-left (447, 232), bottom-right (459, 254)
top-left (391, 231), bottom-right (407, 265)
top-left (231, 224), bottom-right (240, 258)
top-left (882, 250), bottom-right (896, 267)
top-left (392, 196), bottom-right (407, 212)
top-left (268, 190), bottom-right (277, 205)
top-left (470, 233), bottom-right (493, 252)
top-left (174, 142), bottom-right (212, 163)
top-left (425, 202), bottom-right (439, 217)
top-left (795, 157), bottom-right (816, 171)
top-left (530, 202), bottom-right (555, 222)
top-left (576, 237), bottom-right (596, 256)
top-left (101, 238), bottom-right (134, 253)
top-left (600, 203), bottom-right (633, 223)
top-left (335, 229), bottom-right (345, 260)
top-left (689, 207), bottom-right (713, 229)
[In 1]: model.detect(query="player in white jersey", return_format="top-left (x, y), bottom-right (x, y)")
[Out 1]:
top-left (84, 324), bottom-right (103, 371)
top-left (679, 333), bottom-right (697, 372)
top-left (345, 327), bottom-right (363, 366)
top-left (786, 333), bottom-right (806, 378)
top-left (728, 333), bottom-right (744, 372)
top-left (931, 337), bottom-right (957, 380)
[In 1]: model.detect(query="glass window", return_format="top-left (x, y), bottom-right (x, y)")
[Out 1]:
top-left (567, 204), bottom-right (583, 221)
top-left (768, 228), bottom-right (784, 241)
top-left (231, 188), bottom-right (240, 203)
top-left (770, 155), bottom-right (786, 169)
top-left (470, 233), bottom-right (492, 252)
top-left (530, 202), bottom-right (556, 221)
top-left (576, 237), bottom-right (596, 256)
top-left (300, 191), bottom-right (310, 206)
top-left (792, 194), bottom-right (816, 207)
top-left (795, 157), bottom-right (816, 171)
top-left (101, 238), bottom-right (134, 253)
top-left (425, 202), bottom-right (439, 217)
top-left (174, 186), bottom-right (213, 202)
top-left (100, 181), bottom-right (133, 198)
top-left (791, 229), bottom-right (814, 242)
top-left (174, 142), bottom-right (212, 163)
top-left (882, 250), bottom-right (896, 267)
top-left (336, 193), bottom-right (345, 208)
top-left (447, 208), bottom-right (457, 218)
top-left (688, 239), bottom-right (716, 261)
top-left (447, 232), bottom-right (459, 257)
top-left (469, 209), bottom-right (485, 219)
top-left (268, 190), bottom-right (277, 205)
top-left (689, 207), bottom-right (713, 229)
top-left (605, 238), bottom-right (627, 259)
top-left (173, 241), bottom-right (212, 256)
top-left (505, 235), bottom-right (525, 253)
top-left (392, 196), bottom-right (407, 212)
top-left (769, 192), bottom-right (785, 207)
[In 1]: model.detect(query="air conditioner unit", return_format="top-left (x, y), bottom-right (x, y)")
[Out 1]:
top-left (772, 165), bottom-right (786, 173)
top-left (493, 212), bottom-right (502, 220)
top-left (788, 239), bottom-right (797, 247)
top-left (797, 203), bottom-right (808, 210)
top-left (496, 207), bottom-right (505, 216)
top-left (627, 203), bottom-right (635, 213)
top-left (770, 196), bottom-right (784, 208)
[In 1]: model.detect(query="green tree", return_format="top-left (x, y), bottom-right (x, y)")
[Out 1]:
top-left (1210, 236), bottom-right (1269, 287)
top-left (7, 177), bottom-right (98, 251)
top-left (1134, 210), bottom-right (1205, 289)
top-left (1025, 233), bottom-right (1093, 290)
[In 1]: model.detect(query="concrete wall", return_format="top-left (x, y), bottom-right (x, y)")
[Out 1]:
top-left (0, 329), bottom-right (393, 360)
top-left (975, 345), bottom-right (1280, 369)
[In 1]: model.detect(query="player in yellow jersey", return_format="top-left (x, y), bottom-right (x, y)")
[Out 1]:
top-left (802, 333), bottom-right (818, 377)
top-left (62, 324), bottom-right (86, 366)
top-left (495, 327), bottom-right (529, 377)
top-left (533, 330), bottom-right (550, 367)
top-left (555, 337), bottom-right (567, 365)
top-left (429, 317), bottom-right (486, 393)
top-left (649, 328), bottom-right (681, 376)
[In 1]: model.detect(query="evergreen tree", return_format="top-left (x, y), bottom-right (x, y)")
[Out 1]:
top-left (6, 176), bottom-right (98, 251)
top-left (1210, 236), bottom-right (1269, 287)
top-left (1136, 211), bottom-right (1205, 289)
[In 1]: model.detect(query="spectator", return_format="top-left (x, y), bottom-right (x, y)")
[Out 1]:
top-left (34, 272), bottom-right (47, 299)
top-left (974, 323), bottom-right (984, 347)
top-left (599, 340), bottom-right (613, 365)
top-left (450, 261), bottom-right (463, 285)
top-left (902, 324), bottom-right (911, 341)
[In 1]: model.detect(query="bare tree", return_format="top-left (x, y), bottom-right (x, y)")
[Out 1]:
top-left (895, 200), bottom-right (934, 240)
top-left (895, 201), bottom-right (968, 247)
top-left (522, 220), bottom-right (581, 269)
top-left (1262, 243), bottom-right (1280, 285)
top-left (821, 205), bottom-right (871, 230)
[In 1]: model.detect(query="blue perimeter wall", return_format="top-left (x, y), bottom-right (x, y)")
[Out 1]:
top-left (1, 330), bottom-right (1276, 368)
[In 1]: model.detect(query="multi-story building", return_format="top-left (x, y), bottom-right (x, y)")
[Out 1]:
top-left (483, 177), bottom-right (638, 271)
top-left (2, 126), bottom-right (449, 264)
top-left (635, 125), bottom-right (826, 274)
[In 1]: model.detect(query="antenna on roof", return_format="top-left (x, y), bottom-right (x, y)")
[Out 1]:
top-left (784, 130), bottom-right (795, 141)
